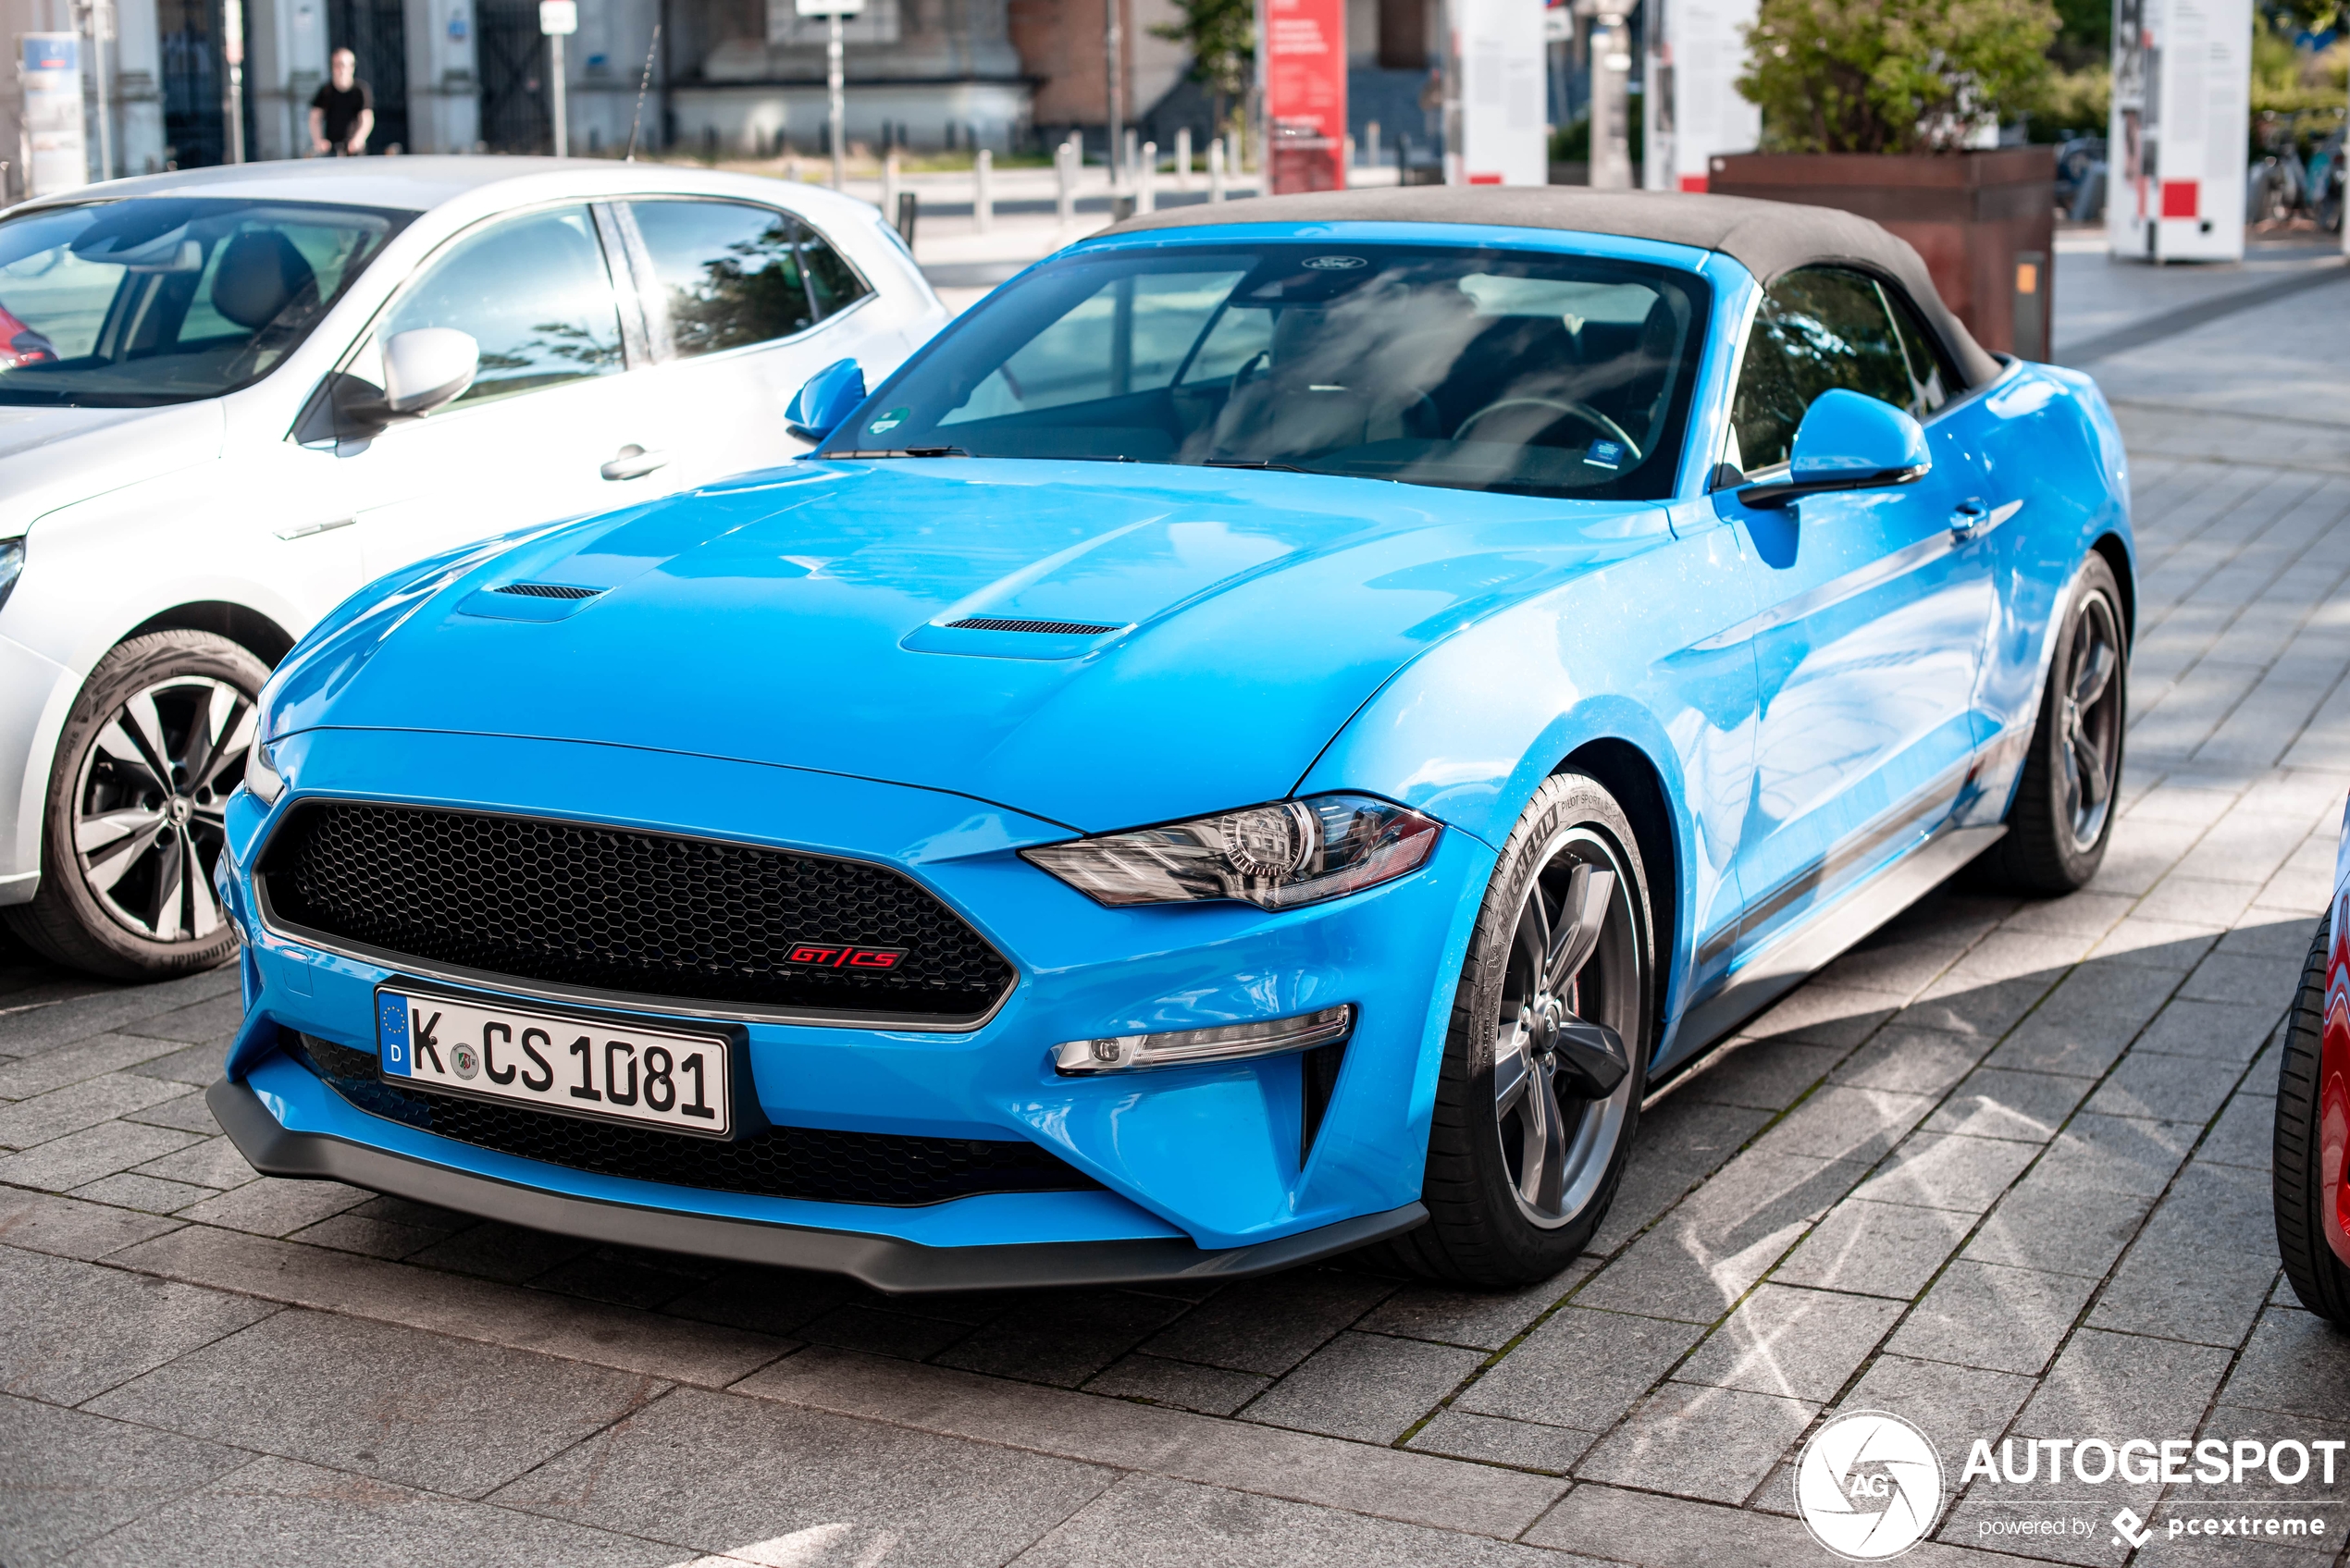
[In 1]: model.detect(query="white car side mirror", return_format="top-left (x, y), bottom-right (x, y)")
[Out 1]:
top-left (380, 328), bottom-right (479, 417)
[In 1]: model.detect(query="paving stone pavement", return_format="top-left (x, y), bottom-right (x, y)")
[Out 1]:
top-left (8, 295), bottom-right (2350, 1566)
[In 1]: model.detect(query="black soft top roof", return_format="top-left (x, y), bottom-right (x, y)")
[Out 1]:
top-left (1103, 186), bottom-right (2002, 387)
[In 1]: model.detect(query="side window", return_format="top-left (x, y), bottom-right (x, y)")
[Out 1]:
top-left (382, 205), bottom-right (623, 406)
top-left (1881, 284), bottom-right (1955, 421)
top-left (798, 225), bottom-right (872, 319)
top-left (625, 200), bottom-right (812, 359)
top-left (1728, 267), bottom-right (1913, 473)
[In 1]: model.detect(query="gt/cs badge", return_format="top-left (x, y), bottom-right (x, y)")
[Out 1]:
top-left (785, 941), bottom-right (909, 970)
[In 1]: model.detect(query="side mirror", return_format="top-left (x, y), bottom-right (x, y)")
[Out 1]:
top-left (785, 358), bottom-right (867, 443)
top-left (1738, 389), bottom-right (1930, 510)
top-left (380, 328), bottom-right (479, 417)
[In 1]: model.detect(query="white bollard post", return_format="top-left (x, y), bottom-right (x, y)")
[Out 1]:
top-left (1137, 141), bottom-right (1156, 213)
top-left (974, 147), bottom-right (993, 232)
top-left (1208, 137), bottom-right (1226, 202)
top-left (1175, 126), bottom-right (1192, 190)
top-left (1366, 119), bottom-right (1380, 169)
top-left (1123, 127), bottom-right (1138, 187)
top-left (1056, 139), bottom-right (1076, 222)
top-left (1342, 134), bottom-right (1354, 189)
top-left (882, 148), bottom-right (899, 221)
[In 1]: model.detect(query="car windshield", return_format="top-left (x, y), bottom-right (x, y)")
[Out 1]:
top-left (0, 196), bottom-right (405, 406)
top-left (830, 241), bottom-right (1710, 500)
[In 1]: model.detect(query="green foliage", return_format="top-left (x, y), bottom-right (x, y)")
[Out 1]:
top-left (1152, 0), bottom-right (1255, 131)
top-left (2048, 0), bottom-right (2109, 68)
top-left (2029, 62), bottom-right (2109, 137)
top-left (1738, 0), bottom-right (2060, 153)
top-left (2251, 19), bottom-right (2350, 112)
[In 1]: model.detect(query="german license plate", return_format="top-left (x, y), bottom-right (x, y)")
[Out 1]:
top-left (377, 985), bottom-right (735, 1138)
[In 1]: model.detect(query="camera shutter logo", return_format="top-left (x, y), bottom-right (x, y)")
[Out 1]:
top-left (1794, 1410), bottom-right (1945, 1561)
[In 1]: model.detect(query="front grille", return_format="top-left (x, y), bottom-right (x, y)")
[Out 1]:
top-left (494, 582), bottom-right (600, 599)
top-left (286, 1032), bottom-right (1100, 1206)
top-left (258, 803), bottom-right (1014, 1022)
top-left (946, 617), bottom-right (1119, 636)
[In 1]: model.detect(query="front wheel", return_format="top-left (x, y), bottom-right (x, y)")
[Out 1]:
top-left (4, 631), bottom-right (266, 980)
top-left (2275, 918), bottom-right (2350, 1327)
top-left (1381, 771), bottom-right (1653, 1286)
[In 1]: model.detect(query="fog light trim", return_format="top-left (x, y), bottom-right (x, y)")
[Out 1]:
top-left (1053, 1004), bottom-right (1355, 1075)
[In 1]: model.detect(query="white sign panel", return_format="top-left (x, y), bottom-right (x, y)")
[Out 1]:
top-left (1453, 0), bottom-right (1546, 186)
top-left (2109, 0), bottom-right (2249, 261)
top-left (794, 0), bottom-right (865, 14)
top-left (538, 0), bottom-right (576, 33)
top-left (18, 33), bottom-right (86, 197)
top-left (1643, 0), bottom-right (1762, 191)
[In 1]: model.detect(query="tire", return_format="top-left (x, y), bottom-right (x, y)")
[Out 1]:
top-left (1977, 552), bottom-right (2127, 895)
top-left (1379, 771), bottom-right (1654, 1287)
top-left (2275, 917), bottom-right (2350, 1327)
top-left (4, 631), bottom-right (267, 980)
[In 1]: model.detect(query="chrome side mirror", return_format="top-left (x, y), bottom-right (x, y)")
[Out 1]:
top-left (1739, 389), bottom-right (1931, 510)
top-left (785, 358), bottom-right (867, 443)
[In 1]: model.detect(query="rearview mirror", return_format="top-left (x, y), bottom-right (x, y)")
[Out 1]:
top-left (381, 328), bottom-right (479, 418)
top-left (785, 358), bottom-right (867, 443)
top-left (1738, 389), bottom-right (1930, 510)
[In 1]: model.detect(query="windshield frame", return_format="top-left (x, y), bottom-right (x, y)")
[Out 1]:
top-left (824, 226), bottom-right (1722, 503)
top-left (0, 195), bottom-right (415, 409)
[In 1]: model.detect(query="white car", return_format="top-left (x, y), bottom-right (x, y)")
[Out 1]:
top-left (0, 157), bottom-right (946, 979)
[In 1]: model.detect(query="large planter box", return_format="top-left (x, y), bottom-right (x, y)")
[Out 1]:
top-left (1705, 147), bottom-right (2057, 362)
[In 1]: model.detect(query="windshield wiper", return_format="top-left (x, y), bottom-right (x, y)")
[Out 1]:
top-left (824, 445), bottom-right (970, 459)
top-left (1203, 457), bottom-right (1305, 473)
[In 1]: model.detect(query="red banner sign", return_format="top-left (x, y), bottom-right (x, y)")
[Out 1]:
top-left (1265, 0), bottom-right (1346, 194)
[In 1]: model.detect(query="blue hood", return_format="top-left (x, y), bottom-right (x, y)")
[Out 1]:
top-left (268, 459), bottom-right (1666, 832)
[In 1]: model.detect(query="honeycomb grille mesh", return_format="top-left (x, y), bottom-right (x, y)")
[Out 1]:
top-left (259, 803), bottom-right (1013, 1019)
top-left (287, 1032), bottom-right (1099, 1206)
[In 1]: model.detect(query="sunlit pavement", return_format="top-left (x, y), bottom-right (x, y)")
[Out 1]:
top-left (5, 241), bottom-right (2350, 1567)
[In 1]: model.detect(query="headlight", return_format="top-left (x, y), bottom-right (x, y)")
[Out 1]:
top-left (0, 537), bottom-right (22, 614)
top-left (242, 740), bottom-right (286, 805)
top-left (1021, 794), bottom-right (1441, 909)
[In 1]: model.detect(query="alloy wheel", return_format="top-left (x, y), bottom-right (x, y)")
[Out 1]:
top-left (70, 675), bottom-right (254, 943)
top-left (1492, 829), bottom-right (1640, 1226)
top-left (2057, 587), bottom-right (2123, 854)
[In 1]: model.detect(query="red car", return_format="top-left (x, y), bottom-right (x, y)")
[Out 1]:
top-left (2277, 798), bottom-right (2350, 1324)
top-left (0, 300), bottom-right (56, 367)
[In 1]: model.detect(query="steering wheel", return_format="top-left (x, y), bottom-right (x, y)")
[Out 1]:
top-left (1453, 397), bottom-right (1641, 461)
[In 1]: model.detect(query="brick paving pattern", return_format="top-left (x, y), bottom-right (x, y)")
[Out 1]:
top-left (6, 385), bottom-right (2350, 1561)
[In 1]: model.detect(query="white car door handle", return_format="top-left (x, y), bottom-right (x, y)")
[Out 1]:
top-left (600, 444), bottom-right (670, 481)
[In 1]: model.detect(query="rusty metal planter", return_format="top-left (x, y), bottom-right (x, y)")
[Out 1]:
top-left (1705, 147), bottom-right (2058, 362)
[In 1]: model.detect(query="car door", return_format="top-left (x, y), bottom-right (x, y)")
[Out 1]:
top-left (290, 203), bottom-right (671, 576)
top-left (609, 198), bottom-right (884, 488)
top-left (1721, 266), bottom-right (2000, 961)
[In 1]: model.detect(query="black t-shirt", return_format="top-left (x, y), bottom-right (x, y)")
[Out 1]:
top-left (311, 80), bottom-right (372, 144)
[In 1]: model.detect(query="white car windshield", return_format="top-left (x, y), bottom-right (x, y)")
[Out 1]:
top-left (0, 196), bottom-right (403, 406)
top-left (827, 242), bottom-right (1711, 501)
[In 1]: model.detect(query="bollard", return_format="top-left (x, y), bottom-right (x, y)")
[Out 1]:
top-left (974, 147), bottom-right (993, 233)
top-left (1208, 137), bottom-right (1226, 203)
top-left (1366, 120), bottom-right (1380, 169)
top-left (1122, 128), bottom-right (1139, 187)
top-left (1137, 142), bottom-right (1156, 214)
top-left (1056, 139), bottom-right (1077, 223)
top-left (1175, 127), bottom-right (1192, 190)
top-left (882, 149), bottom-right (900, 223)
top-left (785, 154), bottom-right (801, 183)
top-left (896, 190), bottom-right (918, 246)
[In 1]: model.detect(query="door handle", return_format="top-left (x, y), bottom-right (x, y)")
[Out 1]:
top-left (1948, 500), bottom-right (1989, 538)
top-left (276, 517), bottom-right (356, 540)
top-left (600, 444), bottom-right (670, 481)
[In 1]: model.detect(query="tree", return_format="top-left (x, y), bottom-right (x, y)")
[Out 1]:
top-left (1152, 0), bottom-right (1255, 142)
top-left (1738, 0), bottom-right (2059, 153)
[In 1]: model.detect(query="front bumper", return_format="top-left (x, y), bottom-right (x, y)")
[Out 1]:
top-left (207, 1077), bottom-right (1427, 1292)
top-left (216, 726), bottom-right (1497, 1270)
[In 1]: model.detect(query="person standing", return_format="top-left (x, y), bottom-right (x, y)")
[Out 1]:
top-left (309, 48), bottom-right (375, 155)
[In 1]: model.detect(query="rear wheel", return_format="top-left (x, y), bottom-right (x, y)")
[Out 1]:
top-left (4, 631), bottom-right (266, 980)
top-left (1977, 552), bottom-right (2126, 894)
top-left (2275, 918), bottom-right (2350, 1327)
top-left (1381, 771), bottom-right (1652, 1286)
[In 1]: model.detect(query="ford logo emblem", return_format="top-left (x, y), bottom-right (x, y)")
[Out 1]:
top-left (1301, 255), bottom-right (1368, 270)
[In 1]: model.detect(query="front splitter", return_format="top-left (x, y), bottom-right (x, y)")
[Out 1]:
top-left (206, 1077), bottom-right (1428, 1295)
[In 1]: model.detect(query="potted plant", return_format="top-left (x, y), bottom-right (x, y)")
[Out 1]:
top-left (1706, 0), bottom-right (2062, 357)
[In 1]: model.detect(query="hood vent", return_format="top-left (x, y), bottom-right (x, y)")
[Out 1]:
top-left (494, 582), bottom-right (602, 600)
top-left (946, 616), bottom-right (1119, 636)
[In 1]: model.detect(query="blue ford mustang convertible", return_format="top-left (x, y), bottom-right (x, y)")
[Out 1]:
top-left (208, 189), bottom-right (2133, 1291)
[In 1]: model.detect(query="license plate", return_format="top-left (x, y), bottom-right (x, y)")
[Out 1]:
top-left (377, 985), bottom-right (736, 1139)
